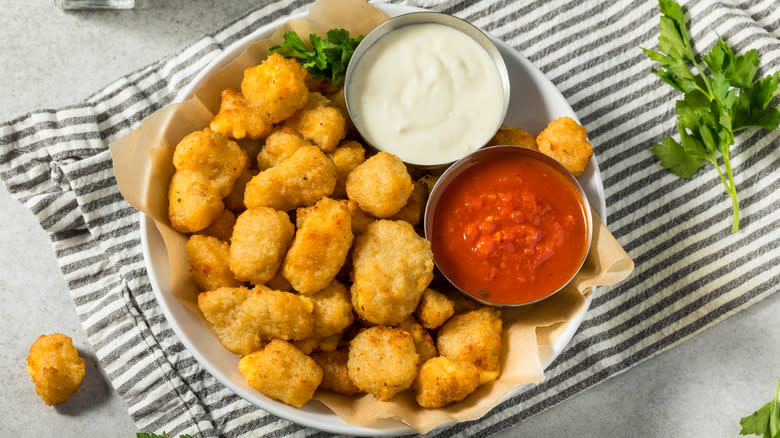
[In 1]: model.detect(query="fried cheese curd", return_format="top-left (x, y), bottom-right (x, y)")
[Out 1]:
top-left (536, 116), bottom-right (593, 177)
top-left (172, 128), bottom-right (248, 197)
top-left (413, 356), bottom-right (480, 409)
top-left (305, 73), bottom-right (340, 96)
top-left (282, 197), bottom-right (353, 294)
top-left (257, 126), bottom-right (313, 170)
top-left (294, 333), bottom-right (341, 355)
top-left (244, 145), bottom-right (337, 211)
top-left (235, 138), bottom-right (263, 166)
top-left (223, 167), bottom-right (257, 212)
top-left (168, 128), bottom-right (248, 233)
top-left (229, 207), bottom-right (294, 285)
top-left (346, 152), bottom-right (414, 218)
top-left (415, 288), bottom-right (455, 329)
top-left (239, 340), bottom-right (322, 407)
top-left (266, 269), bottom-right (293, 291)
top-left (351, 220), bottom-right (434, 325)
top-left (241, 53), bottom-right (308, 123)
top-left (201, 209), bottom-right (236, 242)
top-left (328, 140), bottom-right (366, 199)
top-left (311, 349), bottom-right (361, 396)
top-left (186, 235), bottom-right (241, 291)
top-left (397, 316), bottom-right (437, 363)
top-left (391, 180), bottom-right (427, 226)
top-left (339, 199), bottom-right (376, 235)
top-left (284, 92), bottom-right (347, 153)
top-left (437, 307), bottom-right (503, 385)
top-left (26, 333), bottom-right (85, 405)
top-left (347, 326), bottom-right (419, 401)
top-left (168, 171), bottom-right (225, 233)
top-left (308, 280), bottom-right (354, 337)
top-left (487, 125), bottom-right (538, 149)
top-left (210, 88), bottom-right (273, 140)
top-left (326, 87), bottom-right (357, 137)
top-left (198, 286), bottom-right (315, 355)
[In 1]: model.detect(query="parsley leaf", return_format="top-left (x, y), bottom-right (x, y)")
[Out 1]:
top-left (740, 379), bottom-right (780, 437)
top-left (732, 72), bottom-right (780, 131)
top-left (740, 403), bottom-right (772, 436)
top-left (652, 135), bottom-right (702, 178)
top-left (269, 31), bottom-right (312, 60)
top-left (643, 0), bottom-right (780, 233)
top-left (270, 29), bottom-right (364, 87)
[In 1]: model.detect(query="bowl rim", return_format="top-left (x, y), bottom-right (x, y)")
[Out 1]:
top-left (343, 11), bottom-right (511, 168)
top-left (423, 145), bottom-right (594, 307)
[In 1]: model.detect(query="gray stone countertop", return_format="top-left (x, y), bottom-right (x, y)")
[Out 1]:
top-left (0, 1), bottom-right (777, 437)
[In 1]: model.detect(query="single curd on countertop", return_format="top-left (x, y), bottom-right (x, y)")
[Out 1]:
top-left (347, 22), bottom-right (506, 166)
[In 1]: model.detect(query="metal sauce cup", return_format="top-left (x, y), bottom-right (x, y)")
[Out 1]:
top-left (344, 11), bottom-right (511, 169)
top-left (424, 145), bottom-right (594, 306)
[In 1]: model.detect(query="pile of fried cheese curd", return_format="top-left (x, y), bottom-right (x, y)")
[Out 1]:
top-left (167, 52), bottom-right (593, 409)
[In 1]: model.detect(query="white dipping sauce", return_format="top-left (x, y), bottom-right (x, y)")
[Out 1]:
top-left (348, 23), bottom-right (505, 166)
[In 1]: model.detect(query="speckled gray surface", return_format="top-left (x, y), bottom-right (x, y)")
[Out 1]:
top-left (0, 1), bottom-right (777, 436)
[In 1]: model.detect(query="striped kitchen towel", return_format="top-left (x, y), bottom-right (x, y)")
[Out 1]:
top-left (0, 0), bottom-right (778, 436)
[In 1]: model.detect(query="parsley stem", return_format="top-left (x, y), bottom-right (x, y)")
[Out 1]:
top-left (685, 37), bottom-right (714, 98)
top-left (690, 57), bottom-right (715, 100)
top-left (770, 379), bottom-right (780, 436)
top-left (706, 154), bottom-right (739, 233)
top-left (727, 182), bottom-right (740, 233)
top-left (722, 148), bottom-right (740, 233)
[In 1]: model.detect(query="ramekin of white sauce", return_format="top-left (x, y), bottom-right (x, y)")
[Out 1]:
top-left (345, 12), bottom-right (510, 167)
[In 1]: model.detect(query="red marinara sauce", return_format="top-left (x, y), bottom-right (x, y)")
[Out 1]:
top-left (430, 151), bottom-right (589, 305)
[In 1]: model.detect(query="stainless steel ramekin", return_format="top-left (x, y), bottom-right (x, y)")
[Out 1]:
top-left (344, 11), bottom-right (511, 169)
top-left (423, 145), bottom-right (593, 306)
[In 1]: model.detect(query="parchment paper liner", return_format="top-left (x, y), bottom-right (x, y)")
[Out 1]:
top-left (109, 0), bottom-right (634, 433)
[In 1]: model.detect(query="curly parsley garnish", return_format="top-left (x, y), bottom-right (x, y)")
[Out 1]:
top-left (270, 28), bottom-right (364, 87)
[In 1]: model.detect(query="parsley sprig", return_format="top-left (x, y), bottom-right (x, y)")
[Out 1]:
top-left (270, 29), bottom-right (364, 87)
top-left (643, 0), bottom-right (780, 233)
top-left (740, 379), bottom-right (780, 437)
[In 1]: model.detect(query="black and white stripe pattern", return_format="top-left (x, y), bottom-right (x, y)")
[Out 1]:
top-left (0, 0), bottom-right (777, 437)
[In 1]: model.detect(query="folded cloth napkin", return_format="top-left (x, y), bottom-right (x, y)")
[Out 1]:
top-left (1, 0), bottom-right (778, 436)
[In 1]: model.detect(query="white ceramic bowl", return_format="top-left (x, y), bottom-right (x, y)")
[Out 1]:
top-left (141, 3), bottom-right (607, 435)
